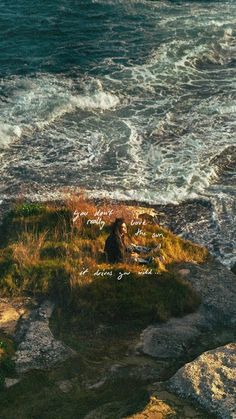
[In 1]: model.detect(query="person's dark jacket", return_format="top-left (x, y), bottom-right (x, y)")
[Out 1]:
top-left (104, 233), bottom-right (126, 263)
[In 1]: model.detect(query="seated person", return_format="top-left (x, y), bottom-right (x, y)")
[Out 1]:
top-left (104, 218), bottom-right (159, 264)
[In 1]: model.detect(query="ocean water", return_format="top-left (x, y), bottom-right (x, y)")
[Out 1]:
top-left (0, 0), bottom-right (235, 266)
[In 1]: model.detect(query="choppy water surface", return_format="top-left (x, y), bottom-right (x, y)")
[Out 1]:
top-left (0, 0), bottom-right (235, 266)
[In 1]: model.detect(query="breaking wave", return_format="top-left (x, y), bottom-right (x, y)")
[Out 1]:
top-left (0, 74), bottom-right (120, 148)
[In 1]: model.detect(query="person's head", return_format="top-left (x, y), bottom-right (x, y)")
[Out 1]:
top-left (111, 218), bottom-right (127, 236)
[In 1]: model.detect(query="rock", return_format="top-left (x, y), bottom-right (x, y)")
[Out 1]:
top-left (178, 269), bottom-right (190, 276)
top-left (14, 300), bottom-right (76, 373)
top-left (231, 262), bottom-right (236, 275)
top-left (169, 343), bottom-right (236, 419)
top-left (109, 360), bottom-right (165, 382)
top-left (184, 262), bottom-right (236, 326)
top-left (87, 377), bottom-right (107, 390)
top-left (0, 298), bottom-right (31, 335)
top-left (5, 378), bottom-right (21, 388)
top-left (57, 379), bottom-right (75, 393)
top-left (136, 312), bottom-right (205, 359)
top-left (136, 261), bottom-right (236, 358)
top-left (125, 395), bottom-right (180, 419)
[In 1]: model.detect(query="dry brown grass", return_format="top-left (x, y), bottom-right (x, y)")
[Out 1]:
top-left (10, 230), bottom-right (47, 267)
top-left (0, 194), bottom-right (209, 298)
top-left (66, 192), bottom-right (139, 230)
top-left (0, 195), bottom-right (207, 325)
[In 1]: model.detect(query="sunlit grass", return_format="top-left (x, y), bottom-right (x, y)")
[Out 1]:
top-left (0, 194), bottom-right (209, 323)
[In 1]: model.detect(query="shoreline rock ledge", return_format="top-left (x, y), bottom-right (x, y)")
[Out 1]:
top-left (168, 343), bottom-right (236, 419)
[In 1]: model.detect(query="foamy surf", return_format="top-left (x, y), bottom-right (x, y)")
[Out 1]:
top-left (0, 0), bottom-right (235, 268)
top-left (0, 74), bottom-right (120, 148)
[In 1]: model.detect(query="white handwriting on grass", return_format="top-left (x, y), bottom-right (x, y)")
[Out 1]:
top-left (79, 268), bottom-right (89, 276)
top-left (93, 269), bottom-right (113, 277)
top-left (87, 217), bottom-right (105, 230)
top-left (131, 219), bottom-right (147, 226)
top-left (117, 271), bottom-right (130, 281)
top-left (138, 269), bottom-right (160, 275)
top-left (134, 228), bottom-right (146, 236)
top-left (73, 210), bottom-right (88, 223)
top-left (94, 209), bottom-right (114, 217)
top-left (93, 269), bottom-right (130, 281)
top-left (82, 269), bottom-right (161, 280)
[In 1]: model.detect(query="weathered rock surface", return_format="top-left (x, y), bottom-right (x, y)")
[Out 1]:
top-left (136, 312), bottom-right (205, 359)
top-left (137, 261), bottom-right (236, 359)
top-left (56, 378), bottom-right (76, 393)
top-left (125, 393), bottom-right (207, 419)
top-left (169, 343), bottom-right (236, 419)
top-left (4, 378), bottom-right (21, 388)
top-left (0, 298), bottom-right (32, 335)
top-left (14, 300), bottom-right (76, 373)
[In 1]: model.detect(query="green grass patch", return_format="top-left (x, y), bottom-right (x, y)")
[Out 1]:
top-left (71, 270), bottom-right (200, 324)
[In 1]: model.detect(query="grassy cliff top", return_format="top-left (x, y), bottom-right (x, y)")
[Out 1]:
top-left (0, 195), bottom-right (209, 324)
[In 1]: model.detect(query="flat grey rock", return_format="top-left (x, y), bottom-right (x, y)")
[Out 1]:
top-left (5, 378), bottom-right (21, 388)
top-left (169, 343), bottom-right (236, 419)
top-left (14, 300), bottom-right (76, 373)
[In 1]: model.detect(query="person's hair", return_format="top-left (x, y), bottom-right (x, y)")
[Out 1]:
top-left (111, 218), bottom-right (125, 236)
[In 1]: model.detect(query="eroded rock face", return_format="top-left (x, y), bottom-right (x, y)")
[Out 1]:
top-left (168, 343), bottom-right (236, 419)
top-left (14, 300), bottom-right (76, 373)
top-left (136, 261), bottom-right (236, 359)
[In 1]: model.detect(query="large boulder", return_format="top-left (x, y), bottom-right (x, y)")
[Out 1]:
top-left (136, 261), bottom-right (236, 358)
top-left (136, 312), bottom-right (205, 359)
top-left (168, 343), bottom-right (236, 419)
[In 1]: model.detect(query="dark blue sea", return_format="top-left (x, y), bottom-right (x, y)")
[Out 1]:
top-left (0, 0), bottom-right (235, 266)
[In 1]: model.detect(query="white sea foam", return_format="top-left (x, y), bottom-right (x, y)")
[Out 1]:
top-left (0, 123), bottom-right (22, 148)
top-left (0, 0), bottom-right (236, 267)
top-left (0, 74), bottom-right (120, 148)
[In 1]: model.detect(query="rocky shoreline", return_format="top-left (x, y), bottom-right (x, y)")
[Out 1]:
top-left (0, 200), bottom-right (235, 418)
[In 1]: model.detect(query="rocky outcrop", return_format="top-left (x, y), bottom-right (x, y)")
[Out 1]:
top-left (14, 300), bottom-right (76, 373)
top-left (169, 343), bottom-right (236, 419)
top-left (136, 260), bottom-right (236, 359)
top-left (0, 298), bottom-right (32, 335)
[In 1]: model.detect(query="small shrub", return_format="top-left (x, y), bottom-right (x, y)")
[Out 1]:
top-left (13, 203), bottom-right (44, 217)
